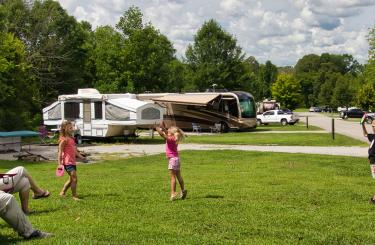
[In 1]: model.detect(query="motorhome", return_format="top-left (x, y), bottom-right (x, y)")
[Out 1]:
top-left (43, 89), bottom-right (164, 140)
top-left (256, 99), bottom-right (280, 114)
top-left (137, 91), bottom-right (257, 132)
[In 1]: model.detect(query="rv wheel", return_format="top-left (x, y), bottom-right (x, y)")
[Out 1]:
top-left (220, 122), bottom-right (229, 133)
top-left (75, 134), bottom-right (82, 144)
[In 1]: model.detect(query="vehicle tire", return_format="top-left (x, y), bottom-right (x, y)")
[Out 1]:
top-left (74, 134), bottom-right (82, 144)
top-left (220, 122), bottom-right (229, 133)
top-left (281, 119), bottom-right (288, 126)
top-left (256, 119), bottom-right (262, 126)
top-left (367, 117), bottom-right (373, 124)
top-left (344, 114), bottom-right (348, 119)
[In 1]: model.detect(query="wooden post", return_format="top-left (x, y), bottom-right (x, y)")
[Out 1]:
top-left (332, 118), bottom-right (335, 140)
top-left (306, 116), bottom-right (309, 129)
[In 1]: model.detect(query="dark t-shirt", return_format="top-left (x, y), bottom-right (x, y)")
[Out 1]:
top-left (368, 134), bottom-right (375, 164)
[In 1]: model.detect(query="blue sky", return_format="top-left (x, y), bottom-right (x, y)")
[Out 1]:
top-left (58, 0), bottom-right (375, 66)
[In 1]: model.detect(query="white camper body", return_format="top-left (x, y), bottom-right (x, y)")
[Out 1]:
top-left (43, 89), bottom-right (164, 138)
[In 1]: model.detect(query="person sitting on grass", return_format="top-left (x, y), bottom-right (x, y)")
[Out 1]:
top-left (155, 121), bottom-right (188, 201)
top-left (0, 190), bottom-right (53, 239)
top-left (57, 120), bottom-right (86, 200)
top-left (361, 116), bottom-right (375, 204)
top-left (0, 166), bottom-right (50, 215)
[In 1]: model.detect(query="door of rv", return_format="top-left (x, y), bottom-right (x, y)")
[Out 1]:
top-left (83, 100), bottom-right (92, 136)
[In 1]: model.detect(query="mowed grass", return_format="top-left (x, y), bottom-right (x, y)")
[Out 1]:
top-left (1, 150), bottom-right (375, 244)
top-left (184, 132), bottom-right (366, 146)
top-left (256, 123), bottom-right (321, 131)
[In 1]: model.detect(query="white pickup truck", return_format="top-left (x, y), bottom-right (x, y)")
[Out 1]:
top-left (256, 109), bottom-right (299, 126)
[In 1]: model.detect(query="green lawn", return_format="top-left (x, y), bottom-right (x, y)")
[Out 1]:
top-left (183, 132), bottom-right (366, 146)
top-left (1, 150), bottom-right (374, 244)
top-left (256, 123), bottom-right (321, 131)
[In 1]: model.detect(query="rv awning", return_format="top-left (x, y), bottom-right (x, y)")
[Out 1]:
top-left (152, 94), bottom-right (220, 106)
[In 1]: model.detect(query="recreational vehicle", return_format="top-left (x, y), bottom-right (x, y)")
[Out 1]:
top-left (43, 89), bottom-right (164, 140)
top-left (138, 91), bottom-right (257, 132)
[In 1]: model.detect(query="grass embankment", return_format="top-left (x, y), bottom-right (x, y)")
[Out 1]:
top-left (0, 150), bottom-right (374, 244)
top-left (183, 132), bottom-right (365, 146)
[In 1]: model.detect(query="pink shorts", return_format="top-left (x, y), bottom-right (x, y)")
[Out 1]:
top-left (168, 157), bottom-right (180, 171)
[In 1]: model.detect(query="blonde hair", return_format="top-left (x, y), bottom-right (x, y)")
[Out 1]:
top-left (60, 120), bottom-right (73, 138)
top-left (169, 126), bottom-right (185, 143)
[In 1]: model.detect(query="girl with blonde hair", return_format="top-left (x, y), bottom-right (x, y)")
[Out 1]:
top-left (57, 120), bottom-right (86, 200)
top-left (155, 122), bottom-right (187, 201)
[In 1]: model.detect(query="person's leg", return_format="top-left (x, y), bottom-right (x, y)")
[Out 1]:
top-left (7, 166), bottom-right (46, 196)
top-left (176, 170), bottom-right (185, 191)
top-left (0, 192), bottom-right (34, 238)
top-left (169, 170), bottom-right (177, 199)
top-left (69, 170), bottom-right (79, 200)
top-left (176, 171), bottom-right (187, 199)
top-left (19, 189), bottom-right (30, 214)
top-left (60, 178), bottom-right (71, 197)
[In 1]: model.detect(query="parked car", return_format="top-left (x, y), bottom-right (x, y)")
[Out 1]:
top-left (257, 110), bottom-right (299, 126)
top-left (337, 107), bottom-right (347, 112)
top-left (281, 108), bottom-right (293, 114)
top-left (340, 108), bottom-right (365, 119)
top-left (309, 107), bottom-right (322, 112)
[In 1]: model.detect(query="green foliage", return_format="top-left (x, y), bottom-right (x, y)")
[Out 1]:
top-left (357, 83), bottom-right (375, 111)
top-left (185, 19), bottom-right (245, 91)
top-left (124, 25), bottom-right (176, 92)
top-left (116, 6), bottom-right (143, 37)
top-left (0, 32), bottom-right (34, 130)
top-left (271, 73), bottom-right (301, 109)
top-left (93, 26), bottom-right (126, 93)
top-left (295, 53), bottom-right (361, 107)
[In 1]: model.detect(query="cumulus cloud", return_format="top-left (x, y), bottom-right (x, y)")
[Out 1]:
top-left (57, 0), bottom-right (374, 66)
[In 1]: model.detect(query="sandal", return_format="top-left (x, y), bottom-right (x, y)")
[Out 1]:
top-left (33, 190), bottom-right (50, 199)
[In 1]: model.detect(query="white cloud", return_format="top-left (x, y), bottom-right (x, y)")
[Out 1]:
top-left (56, 0), bottom-right (375, 66)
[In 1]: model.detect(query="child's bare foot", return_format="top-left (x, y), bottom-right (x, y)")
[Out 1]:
top-left (59, 192), bottom-right (66, 198)
top-left (72, 196), bottom-right (80, 201)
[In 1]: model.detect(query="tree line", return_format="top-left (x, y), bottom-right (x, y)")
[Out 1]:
top-left (0, 0), bottom-right (374, 131)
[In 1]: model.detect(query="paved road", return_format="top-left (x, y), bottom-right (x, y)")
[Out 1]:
top-left (0, 143), bottom-right (367, 161)
top-left (297, 112), bottom-right (371, 143)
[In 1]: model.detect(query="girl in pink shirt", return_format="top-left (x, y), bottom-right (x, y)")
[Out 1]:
top-left (156, 122), bottom-right (187, 201)
top-left (57, 121), bottom-right (86, 200)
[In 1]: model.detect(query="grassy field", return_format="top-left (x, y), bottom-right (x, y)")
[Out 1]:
top-left (255, 123), bottom-right (321, 131)
top-left (1, 150), bottom-right (374, 244)
top-left (183, 132), bottom-right (366, 146)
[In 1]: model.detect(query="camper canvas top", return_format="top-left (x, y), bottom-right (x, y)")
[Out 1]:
top-left (58, 88), bottom-right (136, 101)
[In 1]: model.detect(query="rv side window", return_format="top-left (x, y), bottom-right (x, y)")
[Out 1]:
top-left (94, 102), bottom-right (102, 119)
top-left (105, 103), bottom-right (130, 121)
top-left (64, 102), bottom-right (80, 119)
top-left (48, 103), bottom-right (61, 119)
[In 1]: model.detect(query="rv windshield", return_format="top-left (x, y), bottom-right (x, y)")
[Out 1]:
top-left (239, 98), bottom-right (256, 118)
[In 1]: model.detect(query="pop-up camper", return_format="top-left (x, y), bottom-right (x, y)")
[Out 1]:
top-left (43, 89), bottom-right (164, 139)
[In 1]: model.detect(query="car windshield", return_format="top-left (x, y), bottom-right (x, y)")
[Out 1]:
top-left (239, 98), bottom-right (256, 118)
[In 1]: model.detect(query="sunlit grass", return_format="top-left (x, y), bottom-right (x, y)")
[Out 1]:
top-left (1, 150), bottom-right (374, 244)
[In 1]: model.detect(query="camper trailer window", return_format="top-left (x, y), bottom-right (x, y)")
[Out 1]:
top-left (105, 103), bottom-right (130, 121)
top-left (94, 102), bottom-right (102, 119)
top-left (64, 102), bottom-right (80, 119)
top-left (48, 103), bottom-right (61, 119)
top-left (141, 108), bottom-right (160, 120)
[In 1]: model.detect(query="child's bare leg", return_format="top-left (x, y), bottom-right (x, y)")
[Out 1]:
top-left (69, 171), bottom-right (79, 200)
top-left (60, 180), bottom-right (71, 196)
top-left (176, 171), bottom-right (185, 191)
top-left (169, 170), bottom-right (177, 197)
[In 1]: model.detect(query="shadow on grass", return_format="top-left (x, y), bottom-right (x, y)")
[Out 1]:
top-left (0, 235), bottom-right (23, 245)
top-left (78, 192), bottom-right (121, 200)
top-left (204, 194), bottom-right (224, 199)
